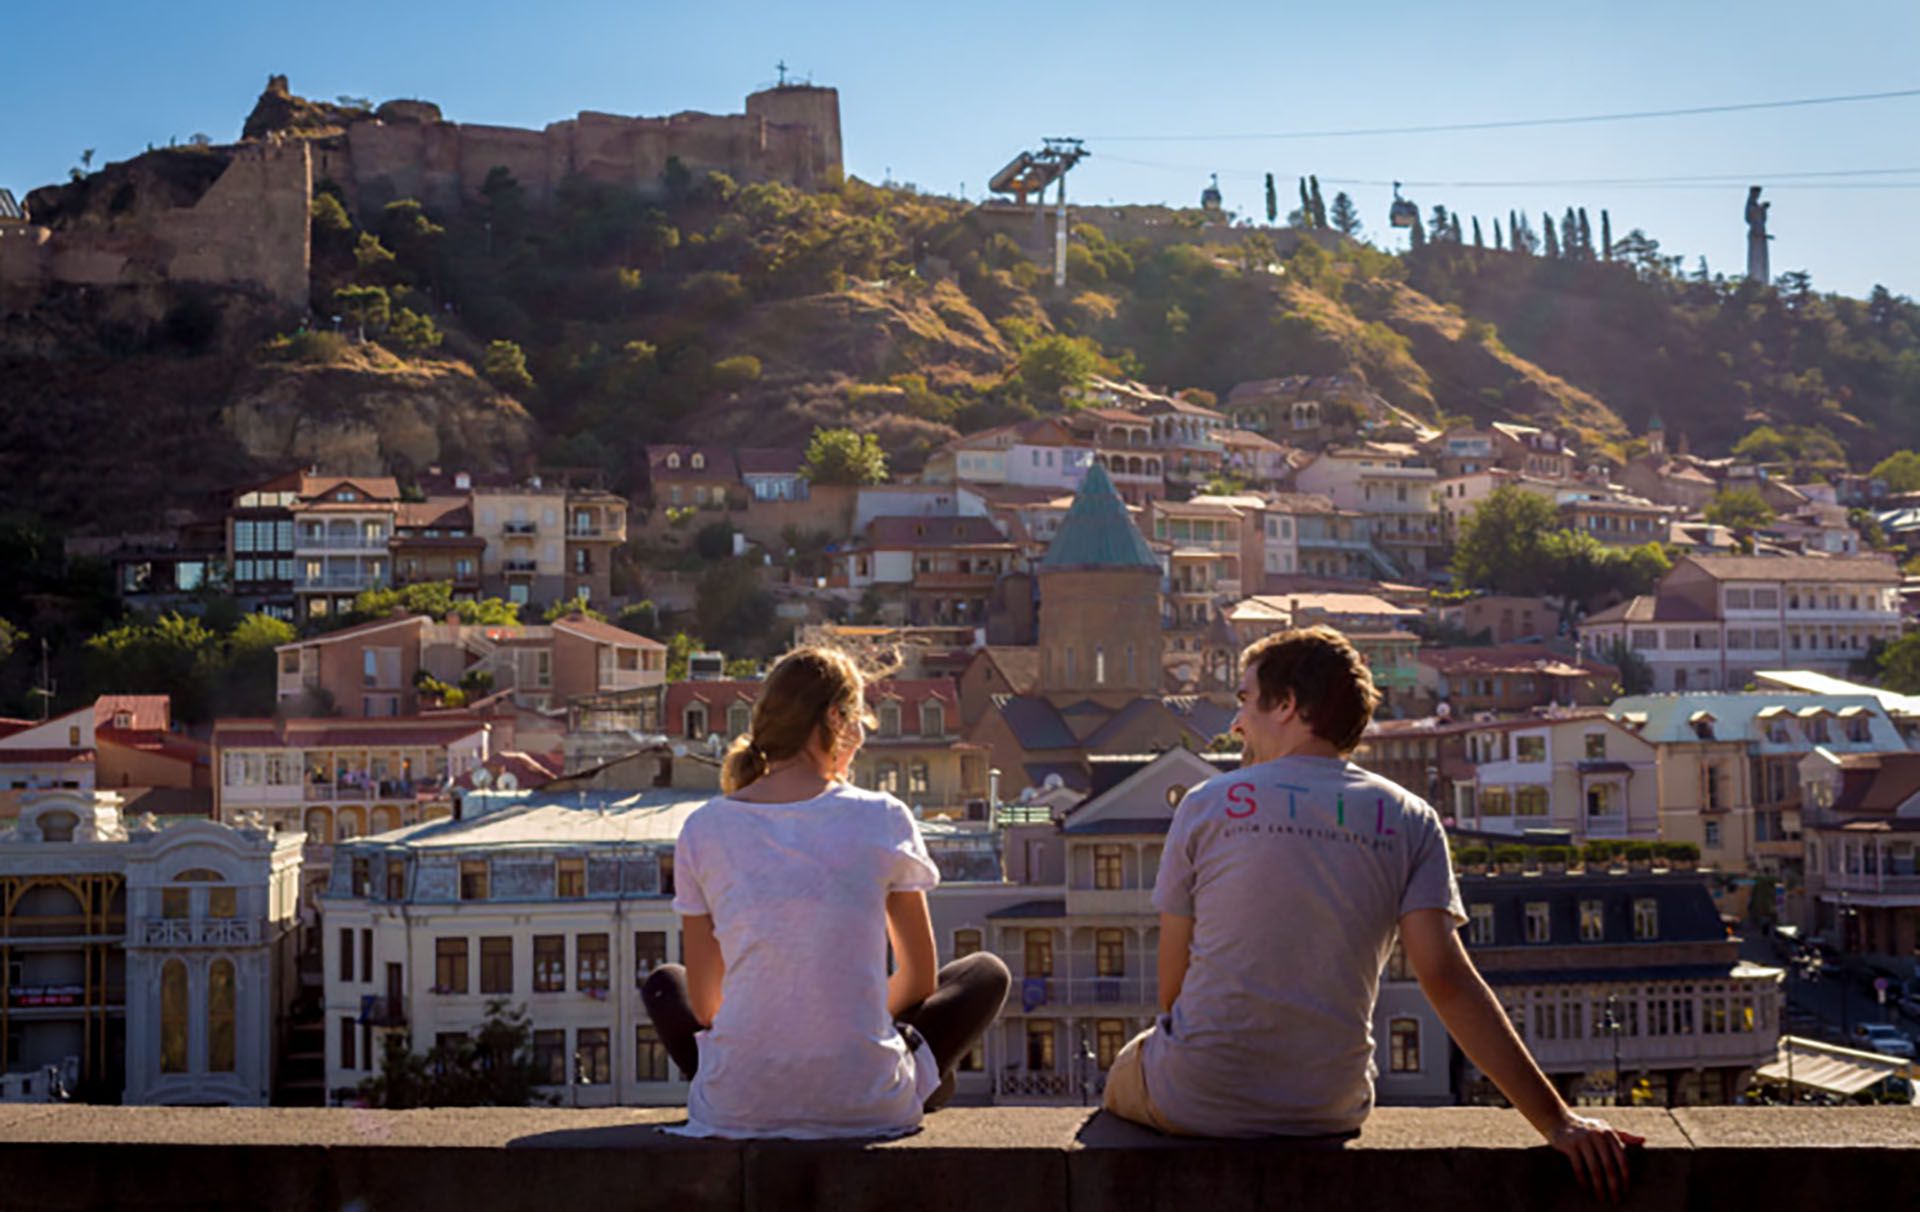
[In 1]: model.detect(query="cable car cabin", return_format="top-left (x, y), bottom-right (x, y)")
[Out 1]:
top-left (1389, 181), bottom-right (1417, 229)
top-left (1201, 173), bottom-right (1223, 214)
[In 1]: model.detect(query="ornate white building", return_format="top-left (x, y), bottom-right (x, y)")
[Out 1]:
top-left (1, 790), bottom-right (303, 1106)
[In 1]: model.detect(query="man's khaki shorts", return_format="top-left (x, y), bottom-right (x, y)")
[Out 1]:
top-left (1101, 1027), bottom-right (1185, 1134)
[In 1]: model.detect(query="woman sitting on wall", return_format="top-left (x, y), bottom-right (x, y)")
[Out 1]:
top-left (643, 646), bottom-right (1011, 1138)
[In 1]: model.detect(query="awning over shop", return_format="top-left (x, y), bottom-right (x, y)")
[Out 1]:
top-left (1755, 1036), bottom-right (1908, 1096)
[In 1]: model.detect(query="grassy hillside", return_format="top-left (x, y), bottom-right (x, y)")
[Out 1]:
top-left (8, 95), bottom-right (1920, 535)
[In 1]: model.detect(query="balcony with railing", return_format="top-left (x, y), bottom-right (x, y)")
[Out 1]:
top-left (294, 532), bottom-right (390, 552)
top-left (140, 917), bottom-right (261, 947)
top-left (502, 558), bottom-right (540, 575)
top-left (503, 520), bottom-right (539, 536)
top-left (297, 568), bottom-right (387, 591)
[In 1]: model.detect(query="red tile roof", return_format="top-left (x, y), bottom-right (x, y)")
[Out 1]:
top-left (213, 716), bottom-right (488, 750)
top-left (92, 695), bottom-right (171, 731)
top-left (862, 517), bottom-right (1012, 549)
top-left (276, 614), bottom-right (428, 650)
top-left (552, 615), bottom-right (666, 649)
top-left (0, 748), bottom-right (94, 764)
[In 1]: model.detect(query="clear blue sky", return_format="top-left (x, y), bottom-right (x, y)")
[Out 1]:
top-left (3, 1), bottom-right (1917, 296)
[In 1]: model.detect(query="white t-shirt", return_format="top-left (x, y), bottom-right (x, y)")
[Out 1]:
top-left (670, 782), bottom-right (943, 1138)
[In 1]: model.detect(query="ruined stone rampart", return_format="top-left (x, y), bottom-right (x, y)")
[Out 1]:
top-left (0, 141), bottom-right (312, 314)
top-left (0, 82), bottom-right (840, 317)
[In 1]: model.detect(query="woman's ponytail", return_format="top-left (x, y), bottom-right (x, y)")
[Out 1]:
top-left (721, 734), bottom-right (769, 794)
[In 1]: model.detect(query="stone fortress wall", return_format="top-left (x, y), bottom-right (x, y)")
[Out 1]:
top-left (0, 79), bottom-right (842, 317)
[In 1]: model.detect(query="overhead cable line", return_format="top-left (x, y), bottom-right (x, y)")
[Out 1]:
top-left (1087, 86), bottom-right (1920, 143)
top-left (1093, 154), bottom-right (1920, 191)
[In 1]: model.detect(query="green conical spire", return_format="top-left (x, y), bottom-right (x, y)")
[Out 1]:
top-left (1040, 462), bottom-right (1160, 571)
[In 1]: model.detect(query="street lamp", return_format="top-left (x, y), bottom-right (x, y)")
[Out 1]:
top-left (1838, 892), bottom-right (1859, 1039)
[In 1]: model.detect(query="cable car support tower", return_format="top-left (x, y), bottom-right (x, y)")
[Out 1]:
top-left (988, 138), bottom-right (1089, 289)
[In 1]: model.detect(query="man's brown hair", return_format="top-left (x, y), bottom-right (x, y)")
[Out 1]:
top-left (1240, 625), bottom-right (1382, 754)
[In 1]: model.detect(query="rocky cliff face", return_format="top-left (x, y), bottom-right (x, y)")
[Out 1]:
top-left (223, 349), bottom-right (535, 478)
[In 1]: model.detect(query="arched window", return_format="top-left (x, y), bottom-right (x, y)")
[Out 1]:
top-left (208, 959), bottom-right (237, 1073)
top-left (691, 452), bottom-right (706, 470)
top-left (172, 868), bottom-right (224, 882)
top-left (666, 453), bottom-right (681, 469)
top-left (161, 960), bottom-right (189, 1074)
top-left (304, 807), bottom-right (332, 839)
top-left (920, 701), bottom-right (945, 737)
top-left (878, 702), bottom-right (901, 737)
top-left (684, 704), bottom-right (708, 741)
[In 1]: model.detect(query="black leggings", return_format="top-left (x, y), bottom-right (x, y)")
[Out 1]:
top-left (641, 951), bottom-right (1011, 1097)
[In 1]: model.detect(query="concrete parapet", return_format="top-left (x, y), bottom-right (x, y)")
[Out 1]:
top-left (0, 1105), bottom-right (1915, 1211)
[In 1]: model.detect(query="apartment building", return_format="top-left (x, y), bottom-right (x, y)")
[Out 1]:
top-left (1581, 555), bottom-right (1903, 691)
top-left (1557, 493), bottom-right (1675, 548)
top-left (1149, 497), bottom-right (1246, 605)
top-left (1445, 712), bottom-right (1660, 843)
top-left (274, 613), bottom-right (665, 717)
top-left (389, 497), bottom-right (483, 599)
top-left (317, 788), bottom-right (697, 1107)
top-left (210, 715), bottom-right (485, 917)
top-left (1608, 692), bottom-right (1910, 878)
top-left (1798, 749), bottom-right (1920, 965)
top-left (1073, 409), bottom-right (1164, 505)
top-left (291, 477), bottom-right (402, 623)
top-left (661, 678), bottom-right (991, 819)
top-left (1455, 872), bottom-right (1782, 1107)
top-left (471, 481), bottom-right (567, 607)
top-left (1294, 444), bottom-right (1442, 579)
top-left (0, 696), bottom-right (204, 800)
top-left (843, 516), bottom-right (1019, 627)
top-left (1416, 645), bottom-right (1619, 716)
top-left (561, 487), bottom-right (627, 606)
top-left (0, 789), bottom-right (303, 1106)
top-left (226, 471), bottom-right (304, 619)
top-left (1439, 595), bottom-right (1562, 644)
top-left (641, 445), bottom-right (740, 511)
top-left (924, 418), bottom-right (1095, 491)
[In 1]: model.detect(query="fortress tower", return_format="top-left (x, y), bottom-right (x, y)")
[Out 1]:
top-left (1035, 463), bottom-right (1165, 704)
top-left (746, 84), bottom-right (843, 188)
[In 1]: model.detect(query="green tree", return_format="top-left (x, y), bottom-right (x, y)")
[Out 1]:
top-left (333, 284), bottom-right (390, 340)
top-left (0, 617), bottom-right (21, 662)
top-left (1264, 173), bottom-right (1277, 225)
top-left (483, 340), bottom-right (534, 393)
top-left (1452, 485), bottom-right (1560, 593)
top-left (349, 582), bottom-right (520, 625)
top-left (1308, 176), bottom-right (1326, 229)
top-left (695, 521), bottom-right (736, 562)
top-left (358, 1000), bottom-right (554, 1108)
top-left (1328, 192), bottom-right (1361, 237)
top-left (1879, 632), bottom-right (1920, 694)
top-left (1871, 450), bottom-right (1920, 493)
top-left (800, 428), bottom-right (889, 486)
top-left (616, 600), bottom-right (660, 639)
top-left (1542, 214), bottom-right (1561, 258)
top-left (1704, 488), bottom-right (1775, 533)
top-left (84, 613), bottom-right (221, 721)
top-left (1492, 216), bottom-right (1503, 249)
top-left (1600, 209), bottom-right (1612, 259)
top-left (1471, 216), bottom-right (1484, 248)
top-left (1015, 333), bottom-right (1102, 402)
top-left (542, 595), bottom-right (605, 623)
top-left (665, 631), bottom-right (704, 681)
top-left (695, 561), bottom-right (777, 655)
top-left (386, 308), bottom-right (443, 354)
top-left (353, 233), bottom-right (396, 275)
top-left (711, 354), bottom-right (762, 389)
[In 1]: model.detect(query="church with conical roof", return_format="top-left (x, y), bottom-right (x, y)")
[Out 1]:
top-left (960, 463), bottom-right (1232, 796)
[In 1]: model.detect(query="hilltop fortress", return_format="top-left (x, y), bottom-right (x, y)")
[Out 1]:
top-left (0, 76), bottom-right (842, 315)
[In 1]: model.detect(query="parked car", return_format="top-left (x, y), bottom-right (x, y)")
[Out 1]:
top-left (1852, 1023), bottom-right (1916, 1059)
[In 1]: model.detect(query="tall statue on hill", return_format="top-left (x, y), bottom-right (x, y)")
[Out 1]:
top-left (1745, 186), bottom-right (1771, 285)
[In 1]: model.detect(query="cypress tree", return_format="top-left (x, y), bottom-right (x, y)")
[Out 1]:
top-left (1265, 173), bottom-right (1278, 225)
top-left (1509, 210), bottom-right (1521, 250)
top-left (1577, 207), bottom-right (1593, 258)
top-left (1562, 207), bottom-right (1580, 259)
top-left (1308, 176), bottom-right (1327, 229)
top-left (1429, 204), bottom-right (1450, 240)
top-left (1493, 216), bottom-right (1504, 249)
top-left (1543, 213), bottom-right (1560, 258)
top-left (1409, 212), bottom-right (1427, 249)
top-left (1299, 178), bottom-right (1313, 226)
top-left (1472, 216), bottom-right (1484, 247)
top-left (1601, 209), bottom-right (1613, 260)
top-left (1449, 213), bottom-right (1463, 243)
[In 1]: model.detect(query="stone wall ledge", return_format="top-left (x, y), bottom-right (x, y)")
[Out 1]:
top-left (2, 1105), bottom-right (1917, 1211)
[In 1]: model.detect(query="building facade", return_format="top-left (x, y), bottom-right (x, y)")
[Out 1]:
top-left (1, 790), bottom-right (302, 1106)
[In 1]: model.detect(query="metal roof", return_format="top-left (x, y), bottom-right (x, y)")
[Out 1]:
top-left (1038, 462), bottom-right (1159, 572)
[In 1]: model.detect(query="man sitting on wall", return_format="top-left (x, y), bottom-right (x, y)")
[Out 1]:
top-left (1103, 626), bottom-right (1638, 1200)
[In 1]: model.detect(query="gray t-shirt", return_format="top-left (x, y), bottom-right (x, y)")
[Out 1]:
top-left (1142, 754), bottom-right (1464, 1137)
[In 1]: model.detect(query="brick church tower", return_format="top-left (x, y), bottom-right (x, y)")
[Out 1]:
top-left (1036, 462), bottom-right (1164, 704)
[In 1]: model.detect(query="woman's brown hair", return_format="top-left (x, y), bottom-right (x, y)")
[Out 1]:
top-left (720, 645), bottom-right (876, 793)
